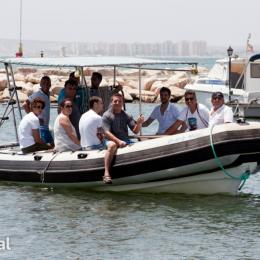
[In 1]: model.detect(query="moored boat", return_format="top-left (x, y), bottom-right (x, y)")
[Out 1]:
top-left (185, 54), bottom-right (260, 118)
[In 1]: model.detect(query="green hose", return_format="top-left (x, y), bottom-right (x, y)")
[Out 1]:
top-left (209, 124), bottom-right (250, 190)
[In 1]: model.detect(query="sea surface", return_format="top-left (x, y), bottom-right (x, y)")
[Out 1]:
top-left (1, 58), bottom-right (260, 259)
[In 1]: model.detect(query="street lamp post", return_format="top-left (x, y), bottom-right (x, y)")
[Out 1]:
top-left (227, 46), bottom-right (233, 102)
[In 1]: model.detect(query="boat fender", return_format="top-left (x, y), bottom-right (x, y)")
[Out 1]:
top-left (34, 155), bottom-right (42, 161)
top-left (77, 153), bottom-right (88, 159)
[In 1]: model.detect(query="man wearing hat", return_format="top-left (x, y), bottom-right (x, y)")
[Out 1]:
top-left (208, 91), bottom-right (233, 127)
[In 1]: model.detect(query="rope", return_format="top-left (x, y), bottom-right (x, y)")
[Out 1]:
top-left (37, 151), bottom-right (59, 183)
top-left (209, 124), bottom-right (250, 190)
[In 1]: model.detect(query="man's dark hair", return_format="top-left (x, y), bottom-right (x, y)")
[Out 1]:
top-left (110, 93), bottom-right (123, 102)
top-left (92, 72), bottom-right (102, 81)
top-left (89, 96), bottom-right (102, 109)
top-left (160, 87), bottom-right (171, 96)
top-left (64, 79), bottom-right (77, 88)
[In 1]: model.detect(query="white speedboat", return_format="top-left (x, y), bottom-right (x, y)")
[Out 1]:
top-left (0, 56), bottom-right (259, 194)
top-left (185, 54), bottom-right (260, 118)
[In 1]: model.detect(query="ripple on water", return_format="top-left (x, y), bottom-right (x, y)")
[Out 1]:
top-left (0, 184), bottom-right (260, 259)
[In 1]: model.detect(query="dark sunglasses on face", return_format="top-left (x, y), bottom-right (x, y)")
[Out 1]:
top-left (65, 105), bottom-right (73, 108)
top-left (185, 97), bottom-right (194, 102)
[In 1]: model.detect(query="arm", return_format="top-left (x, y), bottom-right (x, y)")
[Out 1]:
top-left (59, 116), bottom-right (80, 145)
top-left (164, 120), bottom-right (186, 135)
top-left (32, 129), bottom-right (44, 144)
top-left (104, 130), bottom-right (126, 148)
top-left (142, 117), bottom-right (154, 127)
top-left (22, 99), bottom-right (31, 113)
top-left (132, 115), bottom-right (144, 134)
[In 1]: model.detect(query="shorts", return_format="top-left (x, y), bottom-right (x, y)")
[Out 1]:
top-left (82, 142), bottom-right (106, 151)
top-left (40, 126), bottom-right (54, 145)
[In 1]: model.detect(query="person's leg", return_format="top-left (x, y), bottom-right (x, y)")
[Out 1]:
top-left (103, 141), bottom-right (117, 183)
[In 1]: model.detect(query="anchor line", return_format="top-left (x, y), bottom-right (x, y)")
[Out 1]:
top-left (209, 124), bottom-right (250, 190)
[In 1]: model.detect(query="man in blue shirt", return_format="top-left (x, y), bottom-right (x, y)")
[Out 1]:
top-left (142, 87), bottom-right (180, 134)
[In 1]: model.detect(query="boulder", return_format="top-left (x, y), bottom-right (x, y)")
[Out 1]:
top-left (17, 67), bottom-right (37, 74)
top-left (168, 78), bottom-right (189, 89)
top-left (22, 82), bottom-right (34, 96)
top-left (2, 88), bottom-right (28, 102)
top-left (26, 73), bottom-right (41, 84)
top-left (39, 68), bottom-right (71, 76)
top-left (128, 89), bottom-right (156, 102)
top-left (14, 73), bottom-right (26, 82)
top-left (0, 75), bottom-right (7, 91)
top-left (143, 78), bottom-right (158, 91)
top-left (150, 80), bottom-right (169, 93)
top-left (83, 68), bottom-right (93, 76)
top-left (32, 84), bottom-right (41, 93)
top-left (107, 77), bottom-right (125, 86)
top-left (51, 85), bottom-right (64, 96)
top-left (124, 79), bottom-right (138, 89)
top-left (121, 89), bottom-right (133, 102)
top-left (96, 69), bottom-right (114, 77)
top-left (169, 86), bottom-right (185, 102)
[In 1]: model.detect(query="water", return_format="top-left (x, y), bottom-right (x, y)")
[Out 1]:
top-left (1, 90), bottom-right (260, 258)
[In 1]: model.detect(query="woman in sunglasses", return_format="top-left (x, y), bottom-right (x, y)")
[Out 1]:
top-left (18, 98), bottom-right (53, 153)
top-left (165, 90), bottom-right (209, 134)
top-left (54, 98), bottom-right (80, 152)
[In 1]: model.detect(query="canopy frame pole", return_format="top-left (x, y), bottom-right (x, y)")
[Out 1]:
top-left (138, 64), bottom-right (142, 135)
top-left (4, 63), bottom-right (20, 143)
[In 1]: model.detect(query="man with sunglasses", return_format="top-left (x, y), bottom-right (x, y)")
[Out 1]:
top-left (165, 90), bottom-right (209, 134)
top-left (208, 92), bottom-right (233, 127)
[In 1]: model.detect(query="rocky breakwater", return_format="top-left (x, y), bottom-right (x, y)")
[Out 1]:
top-left (0, 66), bottom-right (208, 104)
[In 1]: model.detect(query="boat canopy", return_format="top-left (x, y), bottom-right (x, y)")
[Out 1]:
top-left (0, 56), bottom-right (197, 68)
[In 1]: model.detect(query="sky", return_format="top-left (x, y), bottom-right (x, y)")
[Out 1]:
top-left (0, 0), bottom-right (259, 47)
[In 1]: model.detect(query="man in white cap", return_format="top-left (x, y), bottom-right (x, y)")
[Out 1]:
top-left (208, 91), bottom-right (233, 127)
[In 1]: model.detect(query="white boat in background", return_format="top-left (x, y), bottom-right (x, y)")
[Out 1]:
top-left (0, 56), bottom-right (260, 194)
top-left (185, 54), bottom-right (260, 118)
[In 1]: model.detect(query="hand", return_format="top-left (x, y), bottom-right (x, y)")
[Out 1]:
top-left (118, 140), bottom-right (127, 148)
top-left (136, 115), bottom-right (144, 125)
top-left (114, 84), bottom-right (123, 91)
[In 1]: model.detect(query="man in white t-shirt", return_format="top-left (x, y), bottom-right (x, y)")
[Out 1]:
top-left (142, 87), bottom-right (180, 134)
top-left (79, 96), bottom-right (117, 184)
top-left (165, 90), bottom-right (209, 134)
top-left (208, 91), bottom-right (233, 127)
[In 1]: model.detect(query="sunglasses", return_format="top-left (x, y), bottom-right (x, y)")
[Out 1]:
top-left (185, 97), bottom-right (194, 102)
top-left (65, 105), bottom-right (73, 108)
top-left (33, 105), bottom-right (43, 109)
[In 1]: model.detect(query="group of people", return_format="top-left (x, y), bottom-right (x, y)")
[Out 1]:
top-left (18, 72), bottom-right (142, 184)
top-left (143, 87), bottom-right (233, 135)
top-left (18, 72), bottom-right (233, 184)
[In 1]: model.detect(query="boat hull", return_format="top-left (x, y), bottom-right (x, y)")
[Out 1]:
top-left (1, 122), bottom-right (260, 194)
